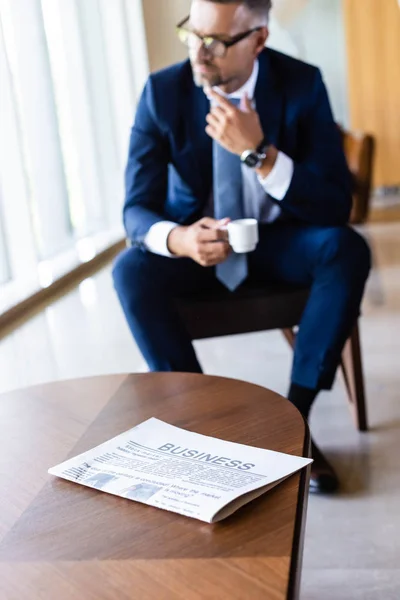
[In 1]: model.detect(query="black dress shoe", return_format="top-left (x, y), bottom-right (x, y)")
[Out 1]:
top-left (310, 440), bottom-right (339, 494)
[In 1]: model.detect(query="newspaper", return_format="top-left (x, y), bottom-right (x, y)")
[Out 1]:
top-left (49, 418), bottom-right (312, 523)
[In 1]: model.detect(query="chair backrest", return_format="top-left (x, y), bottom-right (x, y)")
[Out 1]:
top-left (340, 128), bottom-right (375, 224)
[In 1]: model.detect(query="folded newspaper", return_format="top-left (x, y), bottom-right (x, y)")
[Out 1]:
top-left (49, 418), bottom-right (312, 523)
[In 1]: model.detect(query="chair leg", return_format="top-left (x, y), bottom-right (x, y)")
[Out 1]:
top-left (283, 325), bottom-right (368, 431)
top-left (340, 322), bottom-right (368, 432)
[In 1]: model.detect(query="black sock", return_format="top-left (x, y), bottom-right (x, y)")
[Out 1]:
top-left (288, 383), bottom-right (319, 421)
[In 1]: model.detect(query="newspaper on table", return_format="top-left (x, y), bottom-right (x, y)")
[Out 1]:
top-left (48, 418), bottom-right (312, 523)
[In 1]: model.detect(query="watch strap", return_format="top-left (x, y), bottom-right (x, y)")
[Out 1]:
top-left (256, 137), bottom-right (269, 153)
top-left (240, 148), bottom-right (267, 169)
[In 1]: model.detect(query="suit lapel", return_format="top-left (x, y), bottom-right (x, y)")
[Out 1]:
top-left (255, 49), bottom-right (284, 148)
top-left (184, 69), bottom-right (213, 198)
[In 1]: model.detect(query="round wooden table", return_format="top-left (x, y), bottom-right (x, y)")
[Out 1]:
top-left (0, 373), bottom-right (310, 600)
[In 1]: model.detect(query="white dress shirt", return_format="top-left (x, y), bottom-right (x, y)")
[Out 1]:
top-left (144, 60), bottom-right (294, 257)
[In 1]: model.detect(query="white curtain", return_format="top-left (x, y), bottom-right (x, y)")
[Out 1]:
top-left (0, 0), bottom-right (148, 286)
top-left (0, 189), bottom-right (9, 284)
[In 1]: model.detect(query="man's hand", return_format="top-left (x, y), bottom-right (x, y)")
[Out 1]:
top-left (205, 89), bottom-right (264, 156)
top-left (167, 217), bottom-right (231, 267)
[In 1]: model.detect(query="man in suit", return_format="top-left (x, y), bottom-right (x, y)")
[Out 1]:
top-left (113, 0), bottom-right (371, 493)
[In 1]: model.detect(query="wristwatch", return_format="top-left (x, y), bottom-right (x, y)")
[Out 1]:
top-left (240, 139), bottom-right (269, 169)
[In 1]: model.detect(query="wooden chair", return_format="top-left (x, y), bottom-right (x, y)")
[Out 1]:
top-left (342, 128), bottom-right (375, 224)
top-left (177, 129), bottom-right (375, 432)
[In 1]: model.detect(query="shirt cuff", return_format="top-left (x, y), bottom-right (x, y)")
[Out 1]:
top-left (144, 221), bottom-right (179, 257)
top-left (257, 151), bottom-right (294, 200)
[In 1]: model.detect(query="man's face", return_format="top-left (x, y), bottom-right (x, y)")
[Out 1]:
top-left (188, 0), bottom-right (268, 90)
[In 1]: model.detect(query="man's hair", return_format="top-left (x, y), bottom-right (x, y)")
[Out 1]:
top-left (205, 0), bottom-right (272, 18)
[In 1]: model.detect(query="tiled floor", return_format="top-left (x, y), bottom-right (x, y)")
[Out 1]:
top-left (1, 219), bottom-right (399, 599)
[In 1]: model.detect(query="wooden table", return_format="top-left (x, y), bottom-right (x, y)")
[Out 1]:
top-left (0, 373), bottom-right (310, 600)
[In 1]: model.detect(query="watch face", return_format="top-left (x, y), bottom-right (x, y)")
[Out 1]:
top-left (244, 152), bottom-right (259, 168)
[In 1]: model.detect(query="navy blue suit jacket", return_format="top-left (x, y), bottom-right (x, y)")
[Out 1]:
top-left (124, 48), bottom-right (352, 245)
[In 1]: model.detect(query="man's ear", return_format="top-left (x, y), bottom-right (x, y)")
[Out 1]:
top-left (255, 27), bottom-right (269, 55)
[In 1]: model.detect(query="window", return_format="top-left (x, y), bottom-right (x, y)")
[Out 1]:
top-left (0, 199), bottom-right (9, 284)
top-left (0, 0), bottom-right (148, 305)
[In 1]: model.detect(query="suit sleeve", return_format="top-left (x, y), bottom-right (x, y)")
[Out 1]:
top-left (277, 69), bottom-right (352, 226)
top-left (123, 77), bottom-right (171, 243)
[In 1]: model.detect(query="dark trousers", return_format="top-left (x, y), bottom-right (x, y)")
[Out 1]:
top-left (113, 222), bottom-right (371, 390)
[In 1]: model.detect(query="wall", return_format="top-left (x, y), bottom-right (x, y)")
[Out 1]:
top-left (268, 0), bottom-right (350, 126)
top-left (343, 0), bottom-right (400, 187)
top-left (141, 0), bottom-right (190, 72)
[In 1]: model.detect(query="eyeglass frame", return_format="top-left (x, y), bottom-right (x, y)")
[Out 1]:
top-left (176, 16), bottom-right (264, 58)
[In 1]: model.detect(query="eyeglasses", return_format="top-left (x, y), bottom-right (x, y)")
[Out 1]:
top-left (176, 16), bottom-right (263, 58)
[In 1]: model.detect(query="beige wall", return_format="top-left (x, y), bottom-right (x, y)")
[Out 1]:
top-left (142, 0), bottom-right (191, 72)
top-left (343, 0), bottom-right (400, 187)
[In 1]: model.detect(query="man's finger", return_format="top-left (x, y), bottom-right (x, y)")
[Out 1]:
top-left (197, 217), bottom-right (230, 231)
top-left (204, 244), bottom-right (231, 265)
top-left (197, 217), bottom-right (220, 229)
top-left (208, 89), bottom-right (236, 115)
top-left (198, 228), bottom-right (229, 243)
top-left (210, 106), bottom-right (227, 122)
top-left (198, 229), bottom-right (220, 242)
top-left (205, 124), bottom-right (218, 139)
top-left (206, 112), bottom-right (220, 129)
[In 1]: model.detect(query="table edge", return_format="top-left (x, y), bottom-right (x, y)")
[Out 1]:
top-left (287, 415), bottom-right (311, 600)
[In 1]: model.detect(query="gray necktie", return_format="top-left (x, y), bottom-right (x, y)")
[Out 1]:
top-left (213, 98), bottom-right (248, 291)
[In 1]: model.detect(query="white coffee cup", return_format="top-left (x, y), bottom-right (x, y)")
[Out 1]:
top-left (227, 219), bottom-right (259, 254)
